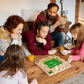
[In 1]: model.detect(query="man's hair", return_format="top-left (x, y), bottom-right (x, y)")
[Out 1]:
top-left (35, 21), bottom-right (48, 35)
top-left (47, 3), bottom-right (59, 11)
top-left (4, 15), bottom-right (25, 33)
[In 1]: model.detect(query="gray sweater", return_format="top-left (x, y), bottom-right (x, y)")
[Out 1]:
top-left (0, 26), bottom-right (22, 53)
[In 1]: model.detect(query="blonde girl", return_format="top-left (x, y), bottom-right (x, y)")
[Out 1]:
top-left (62, 23), bottom-right (84, 63)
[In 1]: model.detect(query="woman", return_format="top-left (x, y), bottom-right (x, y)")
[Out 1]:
top-left (0, 15), bottom-right (25, 63)
top-left (22, 21), bottom-right (56, 55)
top-left (0, 44), bottom-right (38, 84)
top-left (61, 23), bottom-right (84, 63)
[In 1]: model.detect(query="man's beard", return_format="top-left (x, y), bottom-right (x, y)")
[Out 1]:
top-left (47, 13), bottom-right (55, 21)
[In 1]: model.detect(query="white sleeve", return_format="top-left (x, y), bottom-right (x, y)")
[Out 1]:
top-left (10, 39), bottom-right (18, 45)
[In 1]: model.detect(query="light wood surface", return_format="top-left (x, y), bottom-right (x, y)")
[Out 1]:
top-left (25, 47), bottom-right (84, 84)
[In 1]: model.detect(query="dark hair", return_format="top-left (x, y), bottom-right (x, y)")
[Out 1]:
top-left (35, 21), bottom-right (48, 35)
top-left (47, 3), bottom-right (59, 11)
top-left (4, 15), bottom-right (25, 33)
top-left (0, 44), bottom-right (26, 77)
top-left (70, 23), bottom-right (84, 49)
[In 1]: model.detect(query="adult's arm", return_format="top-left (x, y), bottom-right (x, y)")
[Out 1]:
top-left (11, 34), bottom-right (22, 46)
top-left (0, 39), bottom-right (9, 53)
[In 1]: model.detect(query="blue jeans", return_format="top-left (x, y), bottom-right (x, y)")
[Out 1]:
top-left (50, 30), bottom-right (65, 47)
top-left (0, 54), bottom-right (6, 63)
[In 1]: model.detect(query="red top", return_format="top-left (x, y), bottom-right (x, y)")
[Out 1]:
top-left (33, 10), bottom-right (64, 32)
top-left (70, 41), bottom-right (84, 61)
top-left (22, 31), bottom-right (51, 55)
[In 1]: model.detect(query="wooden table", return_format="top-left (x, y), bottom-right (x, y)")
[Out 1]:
top-left (24, 47), bottom-right (84, 84)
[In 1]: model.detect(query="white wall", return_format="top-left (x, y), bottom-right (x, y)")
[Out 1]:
top-left (0, 0), bottom-right (76, 38)
top-left (56, 0), bottom-right (76, 38)
top-left (79, 0), bottom-right (84, 18)
top-left (56, 0), bottom-right (76, 25)
top-left (0, 0), bottom-right (50, 25)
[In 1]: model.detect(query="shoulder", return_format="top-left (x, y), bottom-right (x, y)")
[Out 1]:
top-left (24, 31), bottom-right (35, 39)
top-left (37, 10), bottom-right (46, 18)
top-left (0, 71), bottom-right (7, 77)
top-left (46, 32), bottom-right (51, 39)
top-left (14, 69), bottom-right (27, 78)
top-left (0, 28), bottom-right (7, 40)
top-left (82, 41), bottom-right (84, 46)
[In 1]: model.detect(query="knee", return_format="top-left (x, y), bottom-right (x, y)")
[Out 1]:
top-left (60, 32), bottom-right (65, 39)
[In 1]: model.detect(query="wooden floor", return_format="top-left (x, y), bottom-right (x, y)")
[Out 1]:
top-left (24, 47), bottom-right (84, 84)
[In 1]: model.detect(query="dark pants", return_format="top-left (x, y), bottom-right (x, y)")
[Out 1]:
top-left (50, 31), bottom-right (65, 47)
top-left (0, 54), bottom-right (6, 63)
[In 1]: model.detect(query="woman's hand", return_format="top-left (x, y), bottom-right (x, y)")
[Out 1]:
top-left (11, 34), bottom-right (19, 40)
top-left (48, 49), bottom-right (57, 55)
top-left (0, 52), bottom-right (4, 56)
top-left (36, 37), bottom-right (47, 45)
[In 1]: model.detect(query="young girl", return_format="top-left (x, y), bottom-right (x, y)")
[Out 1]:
top-left (62, 23), bottom-right (84, 63)
top-left (0, 44), bottom-right (38, 84)
top-left (22, 21), bottom-right (56, 55)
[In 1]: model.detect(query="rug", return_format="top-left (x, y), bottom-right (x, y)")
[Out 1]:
top-left (59, 71), bottom-right (84, 84)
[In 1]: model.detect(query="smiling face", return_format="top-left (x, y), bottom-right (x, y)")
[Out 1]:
top-left (12, 23), bottom-right (24, 35)
top-left (37, 26), bottom-right (49, 38)
top-left (71, 33), bottom-right (77, 40)
top-left (47, 6), bottom-right (58, 21)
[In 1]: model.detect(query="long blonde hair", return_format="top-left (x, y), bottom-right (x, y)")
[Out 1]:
top-left (70, 23), bottom-right (84, 49)
top-left (0, 44), bottom-right (26, 77)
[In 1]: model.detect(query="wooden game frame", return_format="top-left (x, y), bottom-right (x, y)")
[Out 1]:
top-left (35, 55), bottom-right (71, 76)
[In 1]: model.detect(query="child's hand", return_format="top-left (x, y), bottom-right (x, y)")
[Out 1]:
top-left (61, 50), bottom-right (68, 55)
top-left (67, 56), bottom-right (72, 63)
top-left (48, 49), bottom-right (57, 55)
top-left (61, 50), bottom-right (71, 55)
top-left (11, 34), bottom-right (19, 40)
top-left (31, 78), bottom-right (38, 84)
top-left (36, 37), bottom-right (47, 45)
top-left (0, 52), bottom-right (4, 56)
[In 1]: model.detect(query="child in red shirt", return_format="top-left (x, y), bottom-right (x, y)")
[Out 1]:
top-left (22, 21), bottom-right (56, 55)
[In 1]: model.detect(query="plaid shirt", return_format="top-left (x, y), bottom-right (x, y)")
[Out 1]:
top-left (33, 10), bottom-right (64, 32)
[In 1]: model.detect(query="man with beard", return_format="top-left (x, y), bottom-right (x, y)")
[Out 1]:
top-left (33, 3), bottom-right (66, 47)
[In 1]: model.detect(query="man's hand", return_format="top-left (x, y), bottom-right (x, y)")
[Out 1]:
top-left (52, 17), bottom-right (66, 30)
top-left (0, 52), bottom-right (4, 56)
top-left (36, 37), bottom-right (47, 45)
top-left (59, 17), bottom-right (66, 25)
top-left (11, 34), bottom-right (19, 40)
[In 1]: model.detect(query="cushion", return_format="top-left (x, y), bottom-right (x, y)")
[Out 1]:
top-left (22, 9), bottom-right (42, 22)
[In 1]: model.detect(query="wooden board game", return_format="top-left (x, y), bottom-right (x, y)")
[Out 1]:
top-left (35, 55), bottom-right (71, 76)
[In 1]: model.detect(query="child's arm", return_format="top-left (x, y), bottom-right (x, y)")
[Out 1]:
top-left (70, 46), bottom-right (79, 54)
top-left (71, 42), bottom-right (84, 61)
